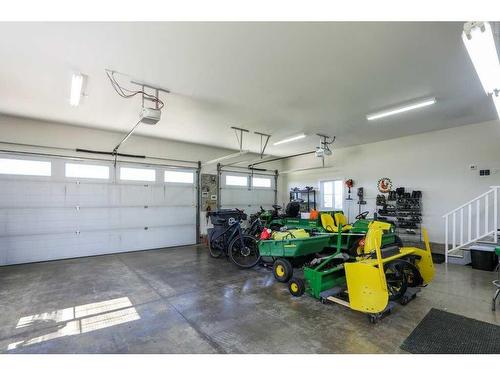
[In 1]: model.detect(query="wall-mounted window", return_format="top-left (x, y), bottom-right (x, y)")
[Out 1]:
top-left (65, 163), bottom-right (109, 179)
top-left (164, 170), bottom-right (194, 184)
top-left (252, 177), bottom-right (271, 188)
top-left (320, 180), bottom-right (343, 209)
top-left (226, 175), bottom-right (248, 187)
top-left (0, 158), bottom-right (51, 176)
top-left (120, 167), bottom-right (156, 182)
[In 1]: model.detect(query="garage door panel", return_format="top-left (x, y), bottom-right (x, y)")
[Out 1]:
top-left (0, 208), bottom-right (80, 236)
top-left (0, 180), bottom-right (67, 208)
top-left (163, 185), bottom-right (195, 206)
top-left (0, 156), bottom-right (198, 266)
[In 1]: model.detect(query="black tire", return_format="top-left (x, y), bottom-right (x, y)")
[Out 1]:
top-left (288, 277), bottom-right (305, 297)
top-left (273, 258), bottom-right (293, 282)
top-left (384, 260), bottom-right (408, 301)
top-left (208, 231), bottom-right (224, 258)
top-left (228, 234), bottom-right (260, 269)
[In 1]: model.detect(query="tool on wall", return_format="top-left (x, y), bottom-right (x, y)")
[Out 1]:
top-left (357, 187), bottom-right (367, 215)
top-left (345, 179), bottom-right (354, 200)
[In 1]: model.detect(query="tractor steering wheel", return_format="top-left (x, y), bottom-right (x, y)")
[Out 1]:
top-left (355, 211), bottom-right (370, 220)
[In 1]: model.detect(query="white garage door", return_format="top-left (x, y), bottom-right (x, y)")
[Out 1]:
top-left (220, 171), bottom-right (276, 215)
top-left (0, 154), bottom-right (197, 266)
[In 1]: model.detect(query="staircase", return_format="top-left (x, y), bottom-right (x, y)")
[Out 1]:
top-left (443, 186), bottom-right (500, 263)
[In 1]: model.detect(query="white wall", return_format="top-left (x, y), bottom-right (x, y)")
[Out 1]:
top-left (283, 120), bottom-right (500, 243)
top-left (0, 114), bottom-right (285, 235)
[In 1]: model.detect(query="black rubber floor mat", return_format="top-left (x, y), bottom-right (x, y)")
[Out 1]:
top-left (401, 308), bottom-right (500, 354)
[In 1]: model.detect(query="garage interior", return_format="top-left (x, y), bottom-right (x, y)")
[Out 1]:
top-left (0, 21), bottom-right (499, 355)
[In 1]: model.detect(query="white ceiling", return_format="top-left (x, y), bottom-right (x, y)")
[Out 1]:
top-left (0, 22), bottom-right (497, 155)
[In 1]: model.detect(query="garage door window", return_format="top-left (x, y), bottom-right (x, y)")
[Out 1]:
top-left (120, 167), bottom-right (156, 182)
top-left (320, 180), bottom-right (343, 210)
top-left (252, 177), bottom-right (271, 188)
top-left (226, 175), bottom-right (248, 187)
top-left (65, 163), bottom-right (110, 179)
top-left (0, 158), bottom-right (51, 176)
top-left (164, 170), bottom-right (194, 184)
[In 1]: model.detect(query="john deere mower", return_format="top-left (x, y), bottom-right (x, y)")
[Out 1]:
top-left (258, 211), bottom-right (402, 283)
top-left (287, 221), bottom-right (435, 323)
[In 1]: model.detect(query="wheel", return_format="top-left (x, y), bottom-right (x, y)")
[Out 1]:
top-left (368, 315), bottom-right (378, 324)
top-left (208, 231), bottom-right (224, 258)
top-left (384, 260), bottom-right (408, 301)
top-left (399, 260), bottom-right (423, 287)
top-left (493, 299), bottom-right (496, 312)
top-left (273, 258), bottom-right (293, 282)
top-left (288, 277), bottom-right (305, 297)
top-left (228, 234), bottom-right (261, 269)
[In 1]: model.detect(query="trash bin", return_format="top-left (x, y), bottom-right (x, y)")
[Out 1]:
top-left (469, 245), bottom-right (498, 271)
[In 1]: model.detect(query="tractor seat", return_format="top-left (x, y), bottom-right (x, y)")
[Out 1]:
top-left (320, 213), bottom-right (352, 233)
top-left (334, 212), bottom-right (353, 232)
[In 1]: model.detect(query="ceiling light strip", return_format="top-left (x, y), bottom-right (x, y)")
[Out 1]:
top-left (273, 133), bottom-right (306, 146)
top-left (366, 97), bottom-right (436, 121)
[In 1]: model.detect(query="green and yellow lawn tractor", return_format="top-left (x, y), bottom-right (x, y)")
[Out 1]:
top-left (258, 211), bottom-right (402, 282)
top-left (287, 221), bottom-right (435, 323)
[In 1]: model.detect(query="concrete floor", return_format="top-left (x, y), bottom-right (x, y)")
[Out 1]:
top-left (0, 245), bottom-right (498, 354)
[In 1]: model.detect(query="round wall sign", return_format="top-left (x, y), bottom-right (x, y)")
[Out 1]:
top-left (377, 177), bottom-right (392, 193)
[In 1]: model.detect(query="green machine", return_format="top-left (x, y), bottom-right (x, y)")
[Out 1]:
top-left (287, 222), bottom-right (435, 323)
top-left (258, 211), bottom-right (401, 282)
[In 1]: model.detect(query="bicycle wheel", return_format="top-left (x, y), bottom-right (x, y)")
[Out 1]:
top-left (208, 231), bottom-right (225, 258)
top-left (228, 234), bottom-right (260, 269)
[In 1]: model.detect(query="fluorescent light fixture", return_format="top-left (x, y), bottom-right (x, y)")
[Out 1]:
top-left (366, 97), bottom-right (436, 121)
top-left (273, 133), bottom-right (306, 146)
top-left (462, 22), bottom-right (500, 95)
top-left (70, 73), bottom-right (84, 106)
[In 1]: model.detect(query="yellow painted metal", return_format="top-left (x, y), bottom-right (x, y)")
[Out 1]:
top-left (275, 265), bottom-right (285, 277)
top-left (412, 228), bottom-right (435, 284)
top-left (362, 221), bottom-right (391, 255)
top-left (345, 261), bottom-right (389, 313)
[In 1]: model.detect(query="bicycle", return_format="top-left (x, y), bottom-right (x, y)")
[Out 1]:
top-left (207, 209), bottom-right (260, 269)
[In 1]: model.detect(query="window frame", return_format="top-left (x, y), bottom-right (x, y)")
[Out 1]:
top-left (251, 176), bottom-right (272, 189)
top-left (0, 157), bottom-right (52, 177)
top-left (119, 166), bottom-right (156, 182)
top-left (65, 162), bottom-right (110, 180)
top-left (319, 179), bottom-right (344, 210)
top-left (164, 169), bottom-right (195, 184)
top-left (225, 174), bottom-right (249, 188)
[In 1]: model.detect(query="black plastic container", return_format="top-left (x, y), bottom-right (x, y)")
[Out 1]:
top-left (208, 209), bottom-right (247, 227)
top-left (470, 248), bottom-right (498, 271)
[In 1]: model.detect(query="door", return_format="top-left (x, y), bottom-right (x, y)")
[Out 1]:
top-left (0, 154), bottom-right (197, 266)
top-left (219, 171), bottom-right (276, 215)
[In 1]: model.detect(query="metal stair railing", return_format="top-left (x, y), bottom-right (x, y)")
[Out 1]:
top-left (443, 186), bottom-right (499, 263)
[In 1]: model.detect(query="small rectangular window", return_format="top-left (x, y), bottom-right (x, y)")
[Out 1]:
top-left (120, 167), bottom-right (156, 182)
top-left (252, 177), bottom-right (271, 188)
top-left (65, 163), bottom-right (109, 179)
top-left (0, 158), bottom-right (51, 176)
top-left (320, 180), bottom-right (343, 210)
top-left (164, 170), bottom-right (194, 184)
top-left (226, 175), bottom-right (247, 187)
